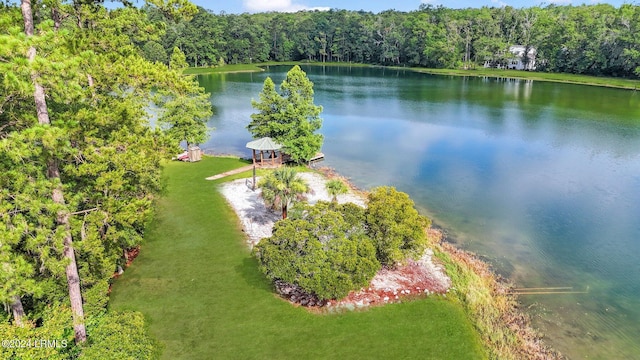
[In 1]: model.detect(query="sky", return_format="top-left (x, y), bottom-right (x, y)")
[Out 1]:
top-left (189, 0), bottom-right (634, 13)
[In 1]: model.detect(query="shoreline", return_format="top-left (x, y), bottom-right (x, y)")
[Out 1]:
top-left (183, 65), bottom-right (265, 75)
top-left (434, 233), bottom-right (563, 359)
top-left (315, 165), bottom-right (563, 359)
top-left (218, 160), bottom-right (562, 359)
top-left (190, 62), bottom-right (640, 90)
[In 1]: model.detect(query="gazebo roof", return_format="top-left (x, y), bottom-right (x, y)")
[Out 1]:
top-left (246, 137), bottom-right (282, 151)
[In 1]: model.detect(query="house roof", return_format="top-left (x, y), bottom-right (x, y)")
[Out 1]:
top-left (509, 45), bottom-right (536, 57)
top-left (246, 137), bottom-right (282, 151)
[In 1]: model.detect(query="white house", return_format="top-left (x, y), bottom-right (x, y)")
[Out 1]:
top-left (484, 45), bottom-right (537, 71)
top-left (507, 45), bottom-right (536, 70)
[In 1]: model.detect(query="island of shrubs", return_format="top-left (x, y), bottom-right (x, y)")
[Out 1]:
top-left (253, 186), bottom-right (431, 304)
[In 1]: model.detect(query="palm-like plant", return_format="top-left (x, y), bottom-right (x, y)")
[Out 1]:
top-left (258, 167), bottom-right (310, 219)
top-left (325, 179), bottom-right (348, 202)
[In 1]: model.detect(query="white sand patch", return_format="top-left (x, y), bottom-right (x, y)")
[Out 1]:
top-left (219, 172), bottom-right (364, 247)
top-left (297, 172), bottom-right (366, 208)
top-left (219, 179), bottom-right (280, 247)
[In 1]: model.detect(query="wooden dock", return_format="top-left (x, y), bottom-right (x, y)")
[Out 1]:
top-left (511, 286), bottom-right (588, 295)
top-left (309, 152), bottom-right (325, 163)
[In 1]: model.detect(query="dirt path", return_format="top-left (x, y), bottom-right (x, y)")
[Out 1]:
top-left (205, 164), bottom-right (254, 180)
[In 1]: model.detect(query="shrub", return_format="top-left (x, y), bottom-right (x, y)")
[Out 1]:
top-left (80, 311), bottom-right (160, 360)
top-left (253, 202), bottom-right (380, 301)
top-left (0, 304), bottom-right (76, 360)
top-left (365, 186), bottom-right (431, 267)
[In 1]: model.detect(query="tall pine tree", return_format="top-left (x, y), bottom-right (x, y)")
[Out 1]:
top-left (1, 0), bottom-right (211, 356)
top-left (248, 65), bottom-right (323, 163)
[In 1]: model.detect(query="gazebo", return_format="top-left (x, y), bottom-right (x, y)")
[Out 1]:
top-left (246, 137), bottom-right (283, 167)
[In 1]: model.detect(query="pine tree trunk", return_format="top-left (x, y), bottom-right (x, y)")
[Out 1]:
top-left (50, 162), bottom-right (87, 343)
top-left (10, 295), bottom-right (25, 327)
top-left (51, 7), bottom-right (62, 31)
top-left (21, 0), bottom-right (87, 343)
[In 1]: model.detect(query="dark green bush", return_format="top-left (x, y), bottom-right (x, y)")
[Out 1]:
top-left (365, 186), bottom-right (431, 266)
top-left (253, 202), bottom-right (380, 301)
top-left (0, 304), bottom-right (76, 360)
top-left (80, 311), bottom-right (160, 360)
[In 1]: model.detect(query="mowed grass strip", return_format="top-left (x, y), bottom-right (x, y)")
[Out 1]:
top-left (408, 67), bottom-right (640, 90)
top-left (183, 64), bottom-right (264, 75)
top-left (109, 157), bottom-right (486, 359)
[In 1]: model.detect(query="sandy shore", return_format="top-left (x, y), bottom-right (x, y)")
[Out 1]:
top-left (218, 171), bottom-right (451, 308)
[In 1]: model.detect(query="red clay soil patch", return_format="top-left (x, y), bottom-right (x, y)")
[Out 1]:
top-left (124, 246), bottom-right (140, 267)
top-left (327, 250), bottom-right (451, 309)
top-left (108, 246), bottom-right (141, 294)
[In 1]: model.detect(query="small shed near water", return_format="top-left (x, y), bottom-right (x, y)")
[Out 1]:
top-left (246, 137), bottom-right (283, 167)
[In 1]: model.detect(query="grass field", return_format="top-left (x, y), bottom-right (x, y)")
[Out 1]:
top-left (406, 66), bottom-right (640, 90)
top-left (108, 157), bottom-right (486, 359)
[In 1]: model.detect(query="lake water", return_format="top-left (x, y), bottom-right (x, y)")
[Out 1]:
top-left (197, 66), bottom-right (640, 359)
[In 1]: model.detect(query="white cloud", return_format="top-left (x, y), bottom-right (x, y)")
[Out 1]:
top-left (491, 0), bottom-right (508, 7)
top-left (547, 0), bottom-right (572, 3)
top-left (243, 0), bottom-right (329, 12)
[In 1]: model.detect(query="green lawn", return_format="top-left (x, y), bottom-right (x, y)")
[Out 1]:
top-left (108, 157), bottom-right (486, 360)
top-left (406, 67), bottom-right (640, 90)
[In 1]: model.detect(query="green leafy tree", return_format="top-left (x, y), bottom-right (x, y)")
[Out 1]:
top-left (0, 237), bottom-right (38, 328)
top-left (365, 186), bottom-right (431, 267)
top-left (1, 0), bottom-right (209, 354)
top-left (147, 4), bottom-right (640, 78)
top-left (253, 201), bottom-right (380, 301)
top-left (157, 87), bottom-right (212, 148)
top-left (0, 304), bottom-right (75, 360)
top-left (146, 0), bottom-right (198, 21)
top-left (325, 179), bottom-right (348, 202)
top-left (142, 40), bottom-right (168, 63)
top-left (169, 46), bottom-right (188, 70)
top-left (248, 65), bottom-right (323, 163)
top-left (258, 167), bottom-right (310, 219)
top-left (248, 77), bottom-right (284, 138)
top-left (13, 0), bottom-right (88, 342)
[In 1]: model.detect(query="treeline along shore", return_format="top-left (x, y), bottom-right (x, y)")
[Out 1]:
top-left (143, 4), bottom-right (640, 79)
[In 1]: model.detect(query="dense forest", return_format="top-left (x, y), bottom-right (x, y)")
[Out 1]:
top-left (0, 1), bottom-right (208, 358)
top-left (141, 4), bottom-right (640, 78)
